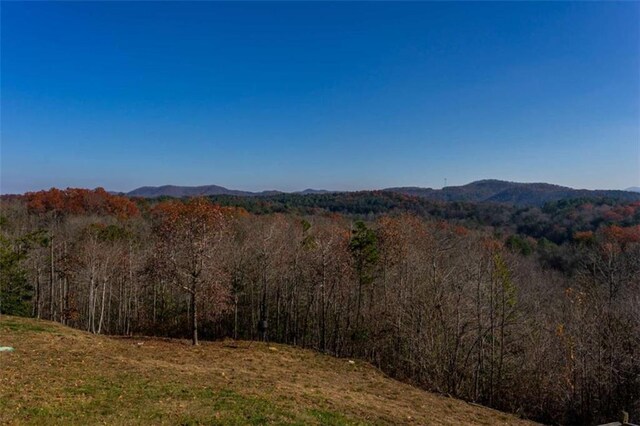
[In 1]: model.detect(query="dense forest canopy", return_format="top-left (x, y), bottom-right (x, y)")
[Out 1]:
top-left (1, 188), bottom-right (639, 425)
top-left (204, 191), bottom-right (640, 246)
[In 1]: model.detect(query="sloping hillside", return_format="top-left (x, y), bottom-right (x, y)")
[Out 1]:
top-left (123, 180), bottom-right (640, 206)
top-left (127, 185), bottom-right (260, 198)
top-left (126, 185), bottom-right (328, 198)
top-left (385, 179), bottom-right (640, 206)
top-left (0, 316), bottom-right (535, 425)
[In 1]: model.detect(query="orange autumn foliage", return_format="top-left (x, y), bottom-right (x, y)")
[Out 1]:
top-left (25, 188), bottom-right (139, 219)
top-left (573, 230), bottom-right (594, 243)
top-left (601, 225), bottom-right (640, 245)
top-left (151, 198), bottom-right (227, 238)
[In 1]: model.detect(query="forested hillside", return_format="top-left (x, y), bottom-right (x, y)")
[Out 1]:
top-left (205, 191), bottom-right (640, 247)
top-left (386, 179), bottom-right (640, 206)
top-left (124, 179), bottom-right (640, 206)
top-left (1, 188), bottom-right (639, 424)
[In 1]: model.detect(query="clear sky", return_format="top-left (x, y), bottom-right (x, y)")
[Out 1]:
top-left (2, 2), bottom-right (639, 194)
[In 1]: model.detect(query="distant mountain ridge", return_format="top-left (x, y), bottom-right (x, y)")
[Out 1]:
top-left (126, 180), bottom-right (640, 206)
top-left (627, 187), bottom-right (640, 193)
top-left (127, 185), bottom-right (254, 198)
top-left (126, 185), bottom-right (329, 198)
top-left (384, 180), bottom-right (640, 206)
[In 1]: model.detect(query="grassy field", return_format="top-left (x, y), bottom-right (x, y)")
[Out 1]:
top-left (0, 316), bottom-right (536, 425)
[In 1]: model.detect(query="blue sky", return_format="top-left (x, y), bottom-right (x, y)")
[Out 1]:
top-left (2, 2), bottom-right (639, 193)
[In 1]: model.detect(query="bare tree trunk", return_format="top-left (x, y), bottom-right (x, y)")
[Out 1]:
top-left (63, 276), bottom-right (68, 325)
top-left (234, 294), bottom-right (239, 340)
top-left (89, 264), bottom-right (97, 333)
top-left (49, 236), bottom-right (55, 320)
top-left (34, 267), bottom-right (41, 319)
top-left (191, 278), bottom-right (198, 345)
top-left (475, 262), bottom-right (484, 401)
top-left (97, 277), bottom-right (107, 334)
top-left (320, 253), bottom-right (327, 353)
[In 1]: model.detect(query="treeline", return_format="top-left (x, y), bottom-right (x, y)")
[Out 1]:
top-left (1, 188), bottom-right (639, 425)
top-left (204, 192), bottom-right (640, 245)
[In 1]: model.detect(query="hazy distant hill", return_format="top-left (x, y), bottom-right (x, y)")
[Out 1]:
top-left (127, 185), bottom-right (279, 198)
top-left (384, 180), bottom-right (640, 206)
top-left (627, 187), bottom-right (640, 193)
top-left (296, 189), bottom-right (333, 195)
top-left (127, 185), bottom-right (332, 198)
top-left (126, 180), bottom-right (640, 206)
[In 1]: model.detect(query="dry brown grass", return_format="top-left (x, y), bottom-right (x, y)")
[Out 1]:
top-left (0, 316), bottom-right (538, 425)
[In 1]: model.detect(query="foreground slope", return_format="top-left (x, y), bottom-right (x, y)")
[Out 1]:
top-left (0, 316), bottom-right (535, 425)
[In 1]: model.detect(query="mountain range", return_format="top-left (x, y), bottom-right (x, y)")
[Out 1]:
top-left (385, 180), bottom-right (640, 206)
top-left (126, 180), bottom-right (640, 207)
top-left (126, 185), bottom-right (333, 198)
